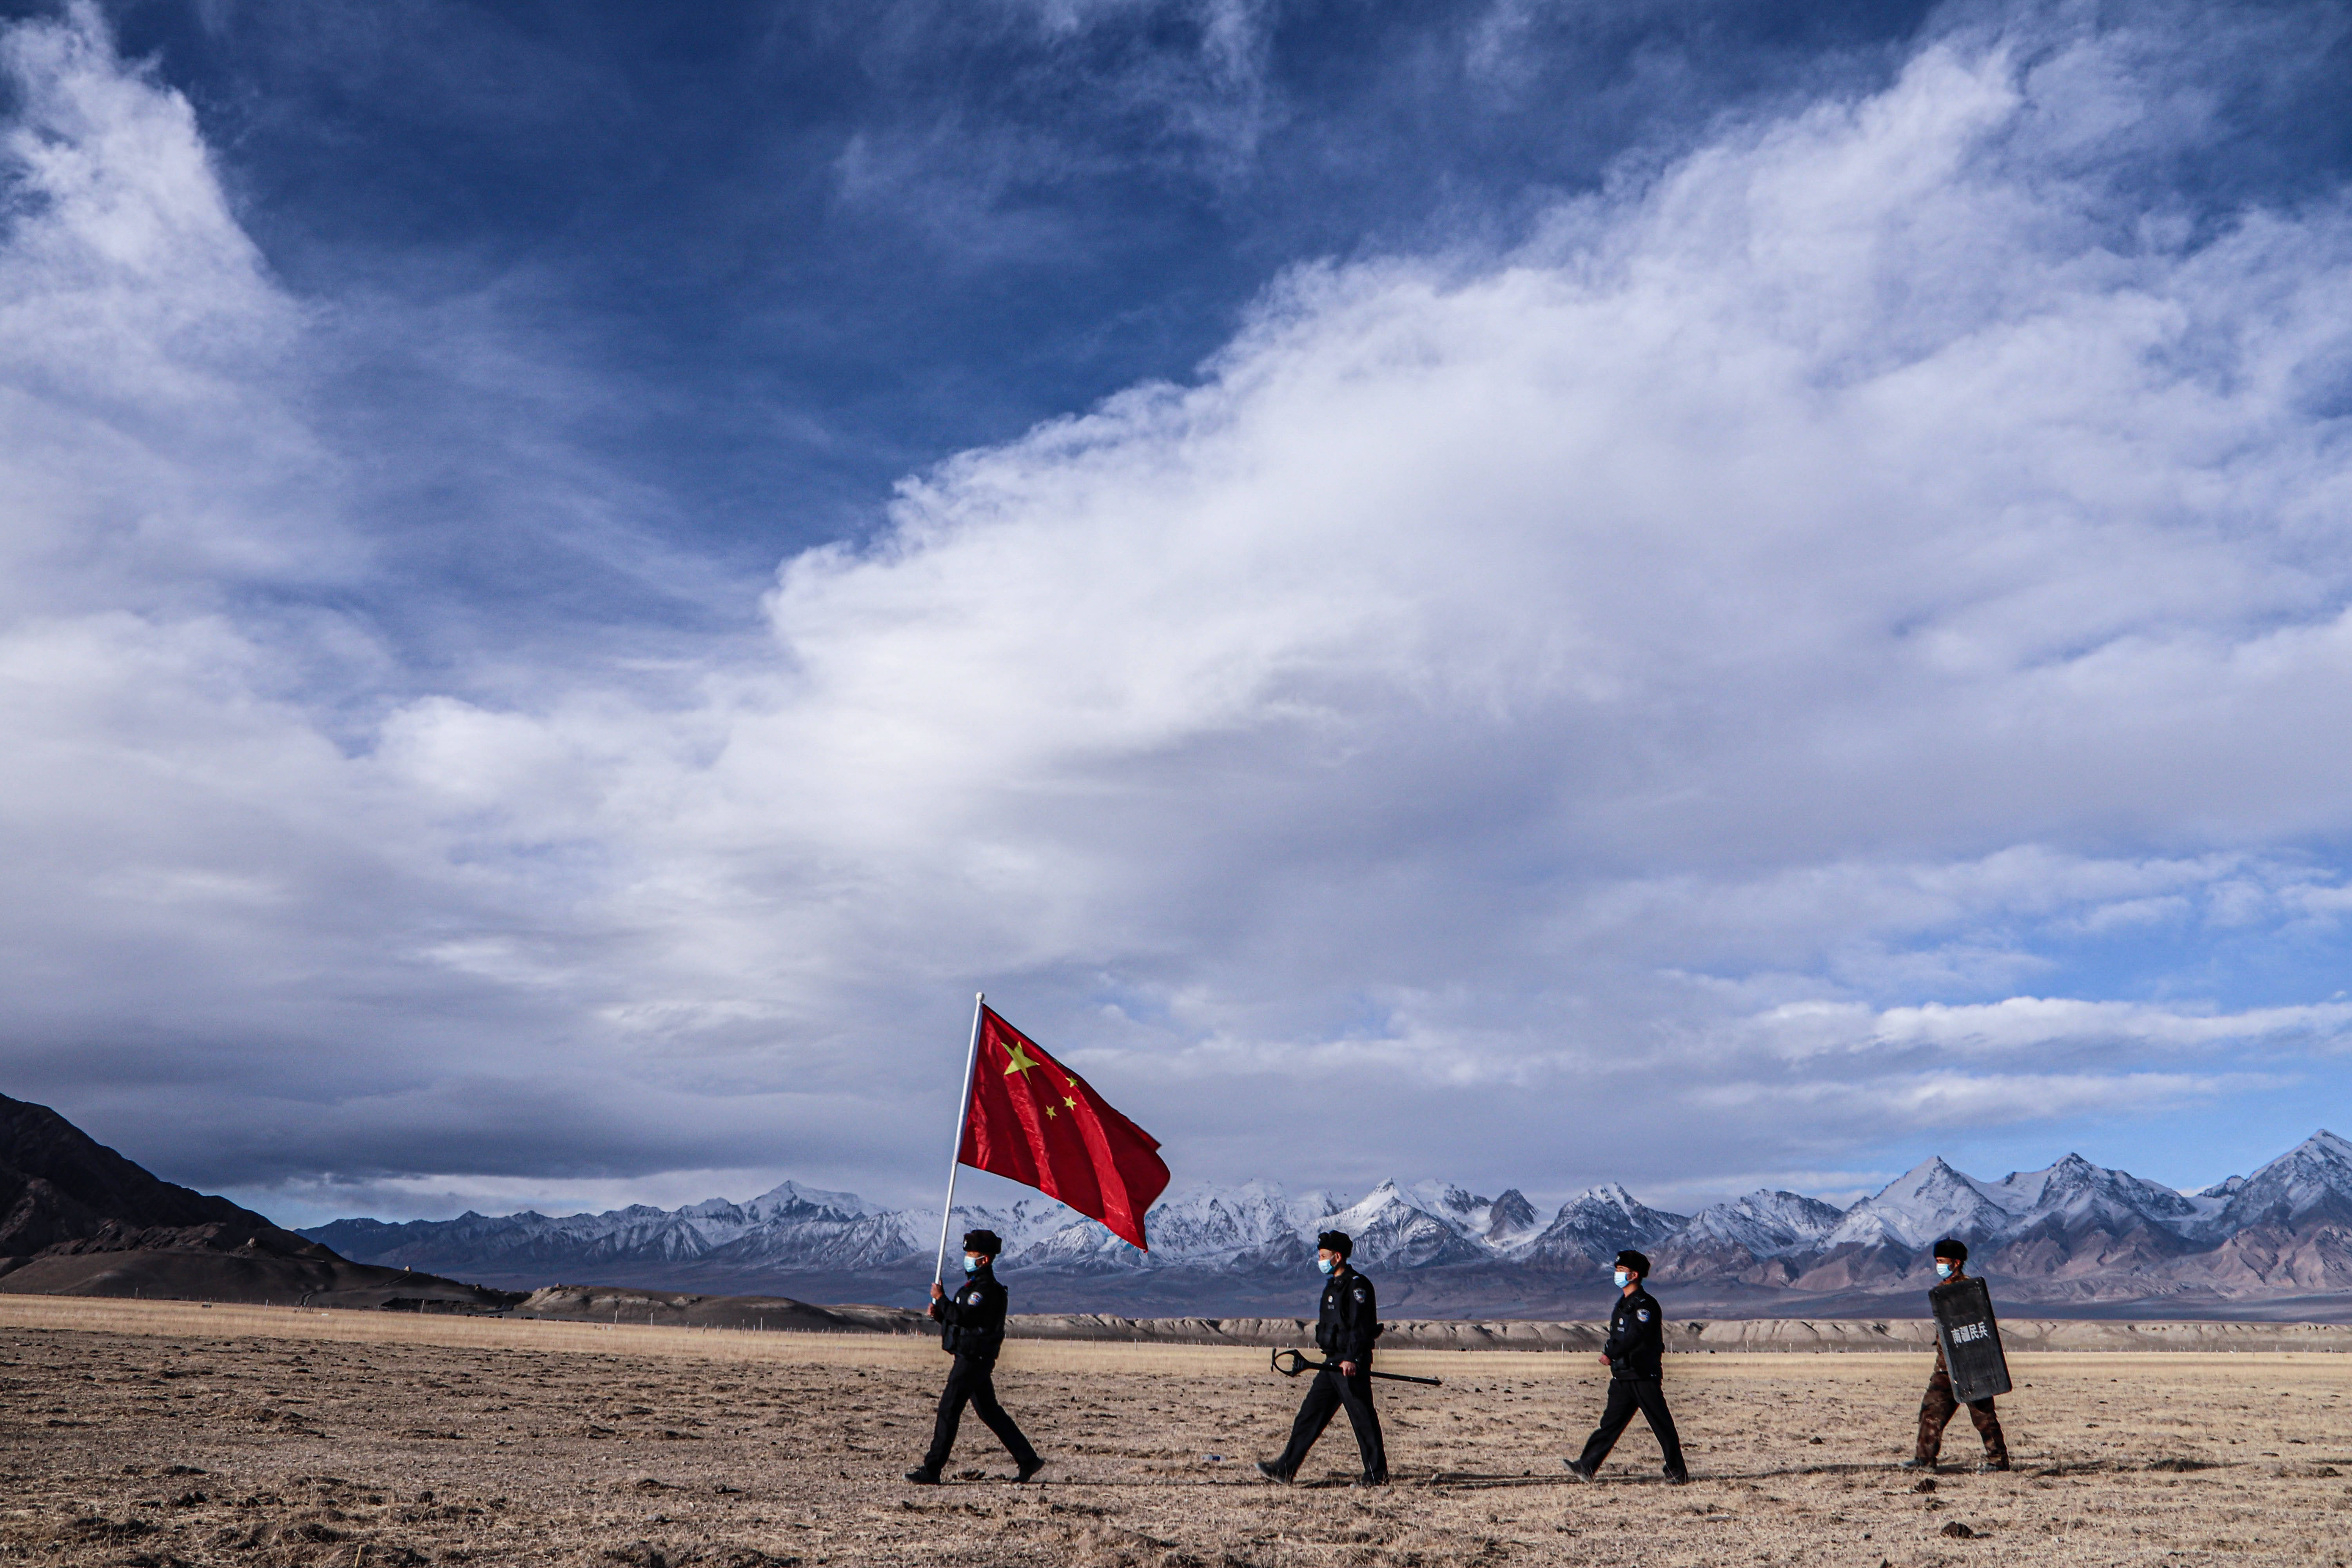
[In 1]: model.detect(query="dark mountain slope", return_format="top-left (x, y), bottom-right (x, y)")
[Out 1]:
top-left (0, 1093), bottom-right (515, 1309)
top-left (0, 1091), bottom-right (320, 1263)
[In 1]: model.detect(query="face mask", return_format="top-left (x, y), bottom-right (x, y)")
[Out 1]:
top-left (963, 1255), bottom-right (983, 1275)
top-left (1613, 1270), bottom-right (1631, 1289)
top-left (1934, 1261), bottom-right (1953, 1279)
top-left (1317, 1257), bottom-right (1337, 1276)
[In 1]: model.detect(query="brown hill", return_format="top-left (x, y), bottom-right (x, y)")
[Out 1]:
top-left (0, 1092), bottom-right (515, 1310)
top-left (0, 1091), bottom-right (321, 1260)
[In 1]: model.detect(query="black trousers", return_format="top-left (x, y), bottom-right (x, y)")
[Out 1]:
top-left (923, 1354), bottom-right (1038, 1472)
top-left (1274, 1365), bottom-right (1387, 1479)
top-left (1575, 1376), bottom-right (1686, 1477)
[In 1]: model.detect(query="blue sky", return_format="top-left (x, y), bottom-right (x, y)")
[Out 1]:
top-left (3, 0), bottom-right (2352, 1227)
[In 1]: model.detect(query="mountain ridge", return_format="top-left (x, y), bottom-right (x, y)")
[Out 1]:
top-left (301, 1131), bottom-right (2352, 1316)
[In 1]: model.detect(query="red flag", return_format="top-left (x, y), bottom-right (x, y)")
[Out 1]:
top-left (958, 1005), bottom-right (1170, 1250)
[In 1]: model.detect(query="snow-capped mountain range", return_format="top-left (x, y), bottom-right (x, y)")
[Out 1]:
top-left (303, 1131), bottom-right (2352, 1315)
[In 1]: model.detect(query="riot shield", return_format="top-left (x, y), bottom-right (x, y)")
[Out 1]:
top-left (1928, 1275), bottom-right (2011, 1403)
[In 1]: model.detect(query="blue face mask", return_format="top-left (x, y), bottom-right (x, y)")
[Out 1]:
top-left (1317, 1257), bottom-right (1337, 1276)
top-left (1934, 1261), bottom-right (1954, 1279)
top-left (963, 1254), bottom-right (984, 1275)
top-left (1613, 1270), bottom-right (1630, 1289)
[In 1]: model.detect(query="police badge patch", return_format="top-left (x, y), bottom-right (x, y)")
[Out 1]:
top-left (1637, 1309), bottom-right (1650, 1321)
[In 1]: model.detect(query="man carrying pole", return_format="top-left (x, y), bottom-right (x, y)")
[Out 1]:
top-left (907, 994), bottom-right (1171, 1485)
top-left (907, 1227), bottom-right (1043, 1485)
top-left (1258, 1229), bottom-right (1388, 1486)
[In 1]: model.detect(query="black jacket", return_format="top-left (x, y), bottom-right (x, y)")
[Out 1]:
top-left (1602, 1286), bottom-right (1665, 1379)
top-left (931, 1264), bottom-right (1009, 1363)
top-left (1313, 1265), bottom-right (1381, 1365)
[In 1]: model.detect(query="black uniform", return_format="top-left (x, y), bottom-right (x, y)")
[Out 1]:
top-left (1572, 1285), bottom-right (1686, 1479)
top-left (1270, 1265), bottom-right (1387, 1480)
top-left (920, 1264), bottom-right (1040, 1475)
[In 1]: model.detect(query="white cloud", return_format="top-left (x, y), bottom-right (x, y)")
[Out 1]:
top-left (4, 5), bottom-right (2352, 1208)
top-left (1690, 1069), bottom-right (2271, 1132)
top-left (1752, 996), bottom-right (2352, 1061)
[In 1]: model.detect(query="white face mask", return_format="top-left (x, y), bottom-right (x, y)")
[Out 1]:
top-left (1934, 1261), bottom-right (1954, 1279)
top-left (963, 1254), bottom-right (984, 1275)
top-left (1317, 1257), bottom-right (1337, 1276)
top-left (1613, 1270), bottom-right (1631, 1289)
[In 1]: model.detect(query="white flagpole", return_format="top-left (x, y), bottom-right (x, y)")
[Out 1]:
top-left (932, 991), bottom-right (987, 1286)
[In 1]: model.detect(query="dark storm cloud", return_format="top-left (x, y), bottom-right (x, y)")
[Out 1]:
top-left (3, 0), bottom-right (2352, 1223)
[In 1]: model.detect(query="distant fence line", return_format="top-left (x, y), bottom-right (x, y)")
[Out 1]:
top-left (3, 1296), bottom-right (2349, 1362)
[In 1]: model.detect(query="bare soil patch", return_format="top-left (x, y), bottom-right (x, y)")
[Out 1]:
top-left (3, 1301), bottom-right (2348, 1566)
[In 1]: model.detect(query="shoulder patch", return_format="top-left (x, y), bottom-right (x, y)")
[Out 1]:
top-left (1637, 1308), bottom-right (1651, 1321)
top-left (1354, 1287), bottom-right (1369, 1301)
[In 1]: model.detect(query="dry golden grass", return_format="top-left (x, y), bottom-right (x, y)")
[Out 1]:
top-left (3, 1299), bottom-right (2349, 1566)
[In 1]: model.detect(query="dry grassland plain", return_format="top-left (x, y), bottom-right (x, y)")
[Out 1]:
top-left (3, 1300), bottom-right (2349, 1568)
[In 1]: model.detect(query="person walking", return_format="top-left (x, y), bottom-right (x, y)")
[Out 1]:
top-left (906, 1229), bottom-right (1045, 1485)
top-left (1904, 1238), bottom-right (2010, 1473)
top-left (1564, 1249), bottom-right (1687, 1484)
top-left (1258, 1229), bottom-right (1388, 1485)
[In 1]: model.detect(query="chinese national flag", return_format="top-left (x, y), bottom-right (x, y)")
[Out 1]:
top-left (959, 1005), bottom-right (1170, 1250)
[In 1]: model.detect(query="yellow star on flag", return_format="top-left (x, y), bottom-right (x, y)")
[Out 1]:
top-left (1044, 1104), bottom-right (1057, 1119)
top-left (1002, 1040), bottom-right (1040, 1078)
top-left (1063, 1095), bottom-right (1078, 1109)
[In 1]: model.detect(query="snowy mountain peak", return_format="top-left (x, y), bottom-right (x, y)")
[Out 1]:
top-left (1483, 1188), bottom-right (1543, 1244)
top-left (743, 1180), bottom-right (880, 1220)
top-left (2210, 1129), bottom-right (2352, 1232)
top-left (1318, 1179), bottom-right (1493, 1268)
top-left (1825, 1157), bottom-right (2009, 1252)
top-left (2292, 1130), bottom-right (2352, 1165)
top-left (1677, 1189), bottom-right (1846, 1256)
top-left (1401, 1180), bottom-right (1543, 1246)
top-left (1517, 1182), bottom-right (1688, 1267)
top-left (1984, 1153), bottom-right (2199, 1228)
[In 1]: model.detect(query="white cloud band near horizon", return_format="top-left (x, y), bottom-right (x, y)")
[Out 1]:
top-left (3, 2), bottom-right (2351, 1224)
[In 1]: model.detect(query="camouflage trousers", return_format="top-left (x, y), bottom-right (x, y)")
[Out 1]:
top-left (1916, 1367), bottom-right (2007, 1464)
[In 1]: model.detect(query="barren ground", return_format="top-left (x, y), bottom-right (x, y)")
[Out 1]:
top-left (3, 1300), bottom-right (2348, 1567)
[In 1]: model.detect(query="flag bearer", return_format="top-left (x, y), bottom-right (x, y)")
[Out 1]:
top-left (1258, 1229), bottom-right (1388, 1486)
top-left (1903, 1239), bottom-right (2009, 1472)
top-left (906, 1229), bottom-right (1046, 1485)
top-left (1564, 1250), bottom-right (1688, 1484)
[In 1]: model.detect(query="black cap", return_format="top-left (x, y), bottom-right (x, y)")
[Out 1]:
top-left (1931, 1237), bottom-right (1967, 1263)
top-left (1613, 1250), bottom-right (1650, 1276)
top-left (1316, 1230), bottom-right (1354, 1258)
top-left (962, 1229), bottom-right (1003, 1256)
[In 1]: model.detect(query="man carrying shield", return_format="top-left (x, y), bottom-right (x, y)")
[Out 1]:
top-left (1903, 1238), bottom-right (2010, 1473)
